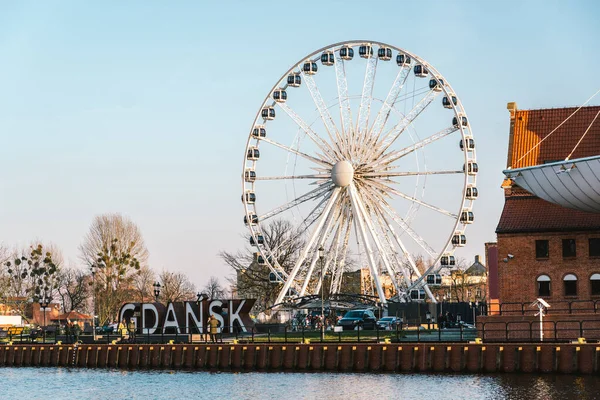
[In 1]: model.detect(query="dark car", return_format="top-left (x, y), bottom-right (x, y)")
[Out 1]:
top-left (376, 316), bottom-right (401, 331)
top-left (337, 309), bottom-right (377, 331)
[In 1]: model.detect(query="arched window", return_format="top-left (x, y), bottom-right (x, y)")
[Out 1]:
top-left (537, 275), bottom-right (551, 297)
top-left (563, 274), bottom-right (578, 296)
top-left (591, 274), bottom-right (600, 296)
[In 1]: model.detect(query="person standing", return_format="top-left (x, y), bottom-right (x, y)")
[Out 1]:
top-left (207, 315), bottom-right (220, 343)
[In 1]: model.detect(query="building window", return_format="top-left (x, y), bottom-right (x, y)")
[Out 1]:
top-left (537, 275), bottom-right (551, 297)
top-left (536, 240), bottom-right (549, 259)
top-left (591, 274), bottom-right (600, 296)
top-left (590, 239), bottom-right (600, 257)
top-left (563, 274), bottom-right (577, 296)
top-left (562, 239), bottom-right (576, 258)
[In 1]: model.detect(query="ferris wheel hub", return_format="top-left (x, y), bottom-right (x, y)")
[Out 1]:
top-left (331, 160), bottom-right (354, 187)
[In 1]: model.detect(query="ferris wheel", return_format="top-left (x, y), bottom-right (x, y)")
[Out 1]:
top-left (241, 41), bottom-right (477, 306)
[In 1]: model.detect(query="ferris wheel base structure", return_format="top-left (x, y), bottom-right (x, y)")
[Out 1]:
top-left (241, 40), bottom-right (478, 306)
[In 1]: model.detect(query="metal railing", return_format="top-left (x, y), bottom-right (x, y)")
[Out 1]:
top-left (498, 300), bottom-right (600, 316)
top-left (478, 319), bottom-right (600, 342)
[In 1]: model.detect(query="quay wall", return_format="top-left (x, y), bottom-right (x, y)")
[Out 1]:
top-left (1, 343), bottom-right (599, 374)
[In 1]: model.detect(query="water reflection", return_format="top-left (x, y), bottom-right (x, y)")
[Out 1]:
top-left (1, 369), bottom-right (599, 400)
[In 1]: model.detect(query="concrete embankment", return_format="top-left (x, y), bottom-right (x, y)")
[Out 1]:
top-left (1, 343), bottom-right (598, 374)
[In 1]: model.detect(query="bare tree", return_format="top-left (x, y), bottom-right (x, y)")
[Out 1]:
top-left (56, 266), bottom-right (89, 313)
top-left (79, 213), bottom-right (148, 325)
top-left (132, 265), bottom-right (156, 303)
top-left (202, 276), bottom-right (225, 299)
top-left (220, 219), bottom-right (306, 313)
top-left (159, 270), bottom-right (195, 302)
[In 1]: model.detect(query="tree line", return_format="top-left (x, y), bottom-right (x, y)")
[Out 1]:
top-left (1, 213), bottom-right (224, 326)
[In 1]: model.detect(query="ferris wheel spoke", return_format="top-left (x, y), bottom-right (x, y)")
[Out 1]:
top-left (258, 184), bottom-right (334, 222)
top-left (360, 67), bottom-right (411, 163)
top-left (299, 202), bottom-right (342, 296)
top-left (369, 89), bottom-right (440, 160)
top-left (365, 125), bottom-right (459, 170)
top-left (320, 216), bottom-right (345, 293)
top-left (332, 209), bottom-right (352, 293)
top-left (363, 186), bottom-right (435, 300)
top-left (363, 179), bottom-right (457, 218)
top-left (275, 187), bottom-right (341, 305)
top-left (364, 194), bottom-right (414, 290)
top-left (352, 186), bottom-right (402, 297)
top-left (260, 137), bottom-right (332, 168)
top-left (276, 101), bottom-right (342, 161)
top-left (366, 187), bottom-right (437, 259)
top-left (255, 174), bottom-right (329, 181)
top-left (355, 55), bottom-right (378, 159)
top-left (349, 184), bottom-right (387, 304)
top-left (361, 170), bottom-right (463, 178)
top-left (334, 54), bottom-right (354, 157)
top-left (300, 72), bottom-right (346, 156)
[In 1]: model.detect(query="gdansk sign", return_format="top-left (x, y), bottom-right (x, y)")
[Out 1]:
top-left (118, 299), bottom-right (255, 333)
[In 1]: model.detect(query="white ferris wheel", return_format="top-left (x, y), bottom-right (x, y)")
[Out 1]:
top-left (241, 41), bottom-right (478, 306)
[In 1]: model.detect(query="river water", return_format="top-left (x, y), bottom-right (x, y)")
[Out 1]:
top-left (1, 368), bottom-right (599, 399)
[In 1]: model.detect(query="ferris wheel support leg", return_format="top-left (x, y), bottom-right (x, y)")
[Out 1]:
top-left (299, 204), bottom-right (340, 296)
top-left (349, 184), bottom-right (387, 305)
top-left (274, 188), bottom-right (341, 306)
top-left (353, 186), bottom-right (402, 298)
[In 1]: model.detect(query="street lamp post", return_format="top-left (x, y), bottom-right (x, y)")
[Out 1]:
top-left (153, 282), bottom-right (161, 302)
top-left (318, 246), bottom-right (324, 342)
top-left (90, 264), bottom-right (97, 340)
top-left (39, 295), bottom-right (49, 343)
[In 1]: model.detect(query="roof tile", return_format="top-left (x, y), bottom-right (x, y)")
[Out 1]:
top-left (496, 196), bottom-right (600, 233)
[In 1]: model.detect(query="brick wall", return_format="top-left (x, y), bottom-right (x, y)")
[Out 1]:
top-left (497, 231), bottom-right (600, 304)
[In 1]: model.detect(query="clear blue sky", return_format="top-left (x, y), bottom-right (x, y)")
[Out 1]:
top-left (1, 0), bottom-right (599, 289)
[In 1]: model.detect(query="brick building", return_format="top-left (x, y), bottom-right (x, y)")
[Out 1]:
top-left (495, 103), bottom-right (600, 306)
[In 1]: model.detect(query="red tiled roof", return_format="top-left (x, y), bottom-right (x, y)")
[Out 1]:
top-left (508, 106), bottom-right (600, 169)
top-left (496, 195), bottom-right (600, 234)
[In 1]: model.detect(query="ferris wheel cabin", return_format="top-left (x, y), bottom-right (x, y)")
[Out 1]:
top-left (441, 254), bottom-right (456, 266)
top-left (244, 169), bottom-right (256, 182)
top-left (463, 161), bottom-right (479, 175)
top-left (262, 107), bottom-right (276, 120)
top-left (443, 96), bottom-right (458, 109)
top-left (460, 210), bottom-right (474, 224)
top-left (377, 47), bottom-right (392, 61)
top-left (465, 185), bottom-right (478, 199)
top-left (269, 271), bottom-right (284, 283)
top-left (303, 60), bottom-right (318, 75)
top-left (429, 78), bottom-right (445, 91)
top-left (426, 274), bottom-right (443, 286)
top-left (452, 232), bottom-right (467, 247)
top-left (410, 289), bottom-right (426, 301)
top-left (273, 89), bottom-right (287, 103)
top-left (359, 44), bottom-right (373, 58)
top-left (241, 191), bottom-right (256, 204)
top-left (254, 252), bottom-right (266, 265)
top-left (396, 54), bottom-right (411, 67)
top-left (244, 214), bottom-right (258, 226)
top-left (414, 64), bottom-right (428, 77)
top-left (287, 72), bottom-right (301, 87)
top-left (339, 45), bottom-right (354, 60)
top-left (250, 234), bottom-right (264, 246)
top-left (247, 147), bottom-right (260, 160)
top-left (321, 51), bottom-right (334, 66)
top-left (453, 115), bottom-right (468, 127)
top-left (252, 125), bottom-right (266, 138)
top-left (459, 138), bottom-right (475, 151)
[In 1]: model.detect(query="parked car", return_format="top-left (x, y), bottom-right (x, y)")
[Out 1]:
top-left (376, 316), bottom-right (401, 331)
top-left (336, 309), bottom-right (377, 331)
